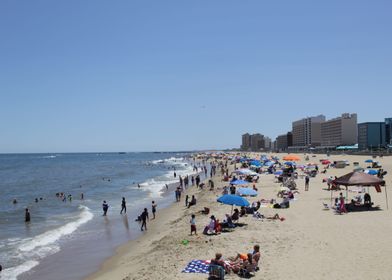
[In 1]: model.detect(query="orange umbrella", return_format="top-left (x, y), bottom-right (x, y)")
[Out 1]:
top-left (282, 155), bottom-right (301, 161)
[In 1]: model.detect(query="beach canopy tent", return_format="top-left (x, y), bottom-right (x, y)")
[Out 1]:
top-left (283, 155), bottom-right (301, 161)
top-left (230, 179), bottom-right (249, 185)
top-left (332, 172), bottom-right (388, 209)
top-left (237, 188), bottom-right (258, 197)
top-left (333, 172), bottom-right (385, 186)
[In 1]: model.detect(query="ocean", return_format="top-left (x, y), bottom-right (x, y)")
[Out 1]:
top-left (0, 152), bottom-right (198, 280)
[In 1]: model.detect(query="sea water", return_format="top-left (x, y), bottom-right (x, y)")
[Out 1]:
top-left (0, 153), bottom-right (198, 280)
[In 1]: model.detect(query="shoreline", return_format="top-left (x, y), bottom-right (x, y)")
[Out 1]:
top-left (86, 153), bottom-right (392, 280)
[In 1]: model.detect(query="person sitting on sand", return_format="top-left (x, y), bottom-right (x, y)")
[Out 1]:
top-left (240, 207), bottom-right (247, 217)
top-left (231, 209), bottom-right (240, 222)
top-left (364, 193), bottom-right (372, 208)
top-left (222, 214), bottom-right (236, 228)
top-left (210, 253), bottom-right (230, 273)
top-left (203, 215), bottom-right (216, 235)
top-left (239, 253), bottom-right (256, 276)
top-left (187, 195), bottom-right (196, 208)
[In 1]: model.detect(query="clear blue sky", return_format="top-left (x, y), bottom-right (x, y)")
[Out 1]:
top-left (1, 0), bottom-right (391, 153)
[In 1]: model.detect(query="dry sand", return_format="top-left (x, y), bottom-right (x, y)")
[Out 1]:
top-left (86, 153), bottom-right (392, 280)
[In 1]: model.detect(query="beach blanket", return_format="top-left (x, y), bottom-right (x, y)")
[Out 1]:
top-left (182, 260), bottom-right (233, 274)
top-left (182, 260), bottom-right (211, 274)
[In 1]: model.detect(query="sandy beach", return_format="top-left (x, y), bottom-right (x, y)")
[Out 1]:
top-left (86, 153), bottom-right (392, 280)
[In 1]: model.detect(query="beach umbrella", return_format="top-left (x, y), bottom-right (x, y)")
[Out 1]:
top-left (365, 159), bottom-right (373, 163)
top-left (284, 161), bottom-right (295, 166)
top-left (332, 172), bottom-right (388, 208)
top-left (322, 160), bottom-right (331, 165)
top-left (230, 179), bottom-right (249, 185)
top-left (217, 195), bottom-right (250, 207)
top-left (264, 161), bottom-right (275, 167)
top-left (365, 169), bottom-right (378, 176)
top-left (237, 188), bottom-right (258, 197)
top-left (274, 170), bottom-right (283, 175)
top-left (250, 160), bottom-right (261, 167)
top-left (283, 155), bottom-right (301, 161)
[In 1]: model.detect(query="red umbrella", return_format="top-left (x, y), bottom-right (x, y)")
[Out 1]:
top-left (321, 160), bottom-right (331, 165)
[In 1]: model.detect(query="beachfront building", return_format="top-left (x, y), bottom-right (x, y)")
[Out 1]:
top-left (250, 134), bottom-right (265, 151)
top-left (264, 136), bottom-right (272, 151)
top-left (385, 118), bottom-right (392, 145)
top-left (321, 113), bottom-right (358, 148)
top-left (241, 133), bottom-right (251, 150)
top-left (276, 132), bottom-right (293, 152)
top-left (291, 115), bottom-right (326, 150)
top-left (358, 122), bottom-right (386, 150)
top-left (241, 133), bottom-right (267, 151)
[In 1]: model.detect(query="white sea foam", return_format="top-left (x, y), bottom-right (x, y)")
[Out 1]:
top-left (40, 155), bottom-right (56, 159)
top-left (1, 206), bottom-right (94, 280)
top-left (18, 205), bottom-right (93, 252)
top-left (0, 260), bottom-right (40, 280)
top-left (140, 158), bottom-right (197, 197)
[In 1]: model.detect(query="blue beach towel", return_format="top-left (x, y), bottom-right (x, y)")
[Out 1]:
top-left (182, 260), bottom-right (210, 274)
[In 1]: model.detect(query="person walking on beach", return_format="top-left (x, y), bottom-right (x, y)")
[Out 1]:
top-left (339, 193), bottom-right (347, 214)
top-left (191, 176), bottom-right (195, 186)
top-left (102, 201), bottom-right (109, 216)
top-left (185, 195), bottom-right (189, 207)
top-left (305, 176), bottom-right (310, 191)
top-left (140, 208), bottom-right (149, 231)
top-left (152, 201), bottom-right (157, 219)
top-left (196, 175), bottom-right (200, 188)
top-left (120, 197), bottom-right (127, 214)
top-left (190, 214), bottom-right (197, 236)
top-left (25, 208), bottom-right (31, 223)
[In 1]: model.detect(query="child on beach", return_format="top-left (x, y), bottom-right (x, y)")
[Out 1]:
top-left (190, 214), bottom-right (197, 235)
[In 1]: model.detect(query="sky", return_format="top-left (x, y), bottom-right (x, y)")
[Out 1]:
top-left (0, 0), bottom-right (391, 153)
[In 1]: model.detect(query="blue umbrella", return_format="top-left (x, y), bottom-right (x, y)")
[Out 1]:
top-left (274, 170), bottom-right (283, 175)
top-left (284, 161), bottom-right (295, 166)
top-left (250, 160), bottom-right (261, 167)
top-left (264, 161), bottom-right (275, 167)
top-left (217, 195), bottom-right (250, 207)
top-left (365, 159), bottom-right (373, 163)
top-left (237, 188), bottom-right (258, 197)
top-left (230, 179), bottom-right (249, 185)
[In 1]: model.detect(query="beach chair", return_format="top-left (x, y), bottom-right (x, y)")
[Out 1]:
top-left (208, 265), bottom-right (225, 280)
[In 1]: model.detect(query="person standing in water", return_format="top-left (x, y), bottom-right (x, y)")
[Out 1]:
top-left (102, 201), bottom-right (109, 216)
top-left (140, 208), bottom-right (149, 231)
top-left (120, 197), bottom-right (127, 214)
top-left (25, 208), bottom-right (31, 223)
top-left (152, 201), bottom-right (157, 219)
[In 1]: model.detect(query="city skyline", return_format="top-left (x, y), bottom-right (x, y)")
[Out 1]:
top-left (1, 1), bottom-right (392, 153)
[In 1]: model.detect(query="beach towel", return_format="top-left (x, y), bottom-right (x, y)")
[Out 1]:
top-left (182, 260), bottom-right (232, 274)
top-left (182, 260), bottom-right (211, 274)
